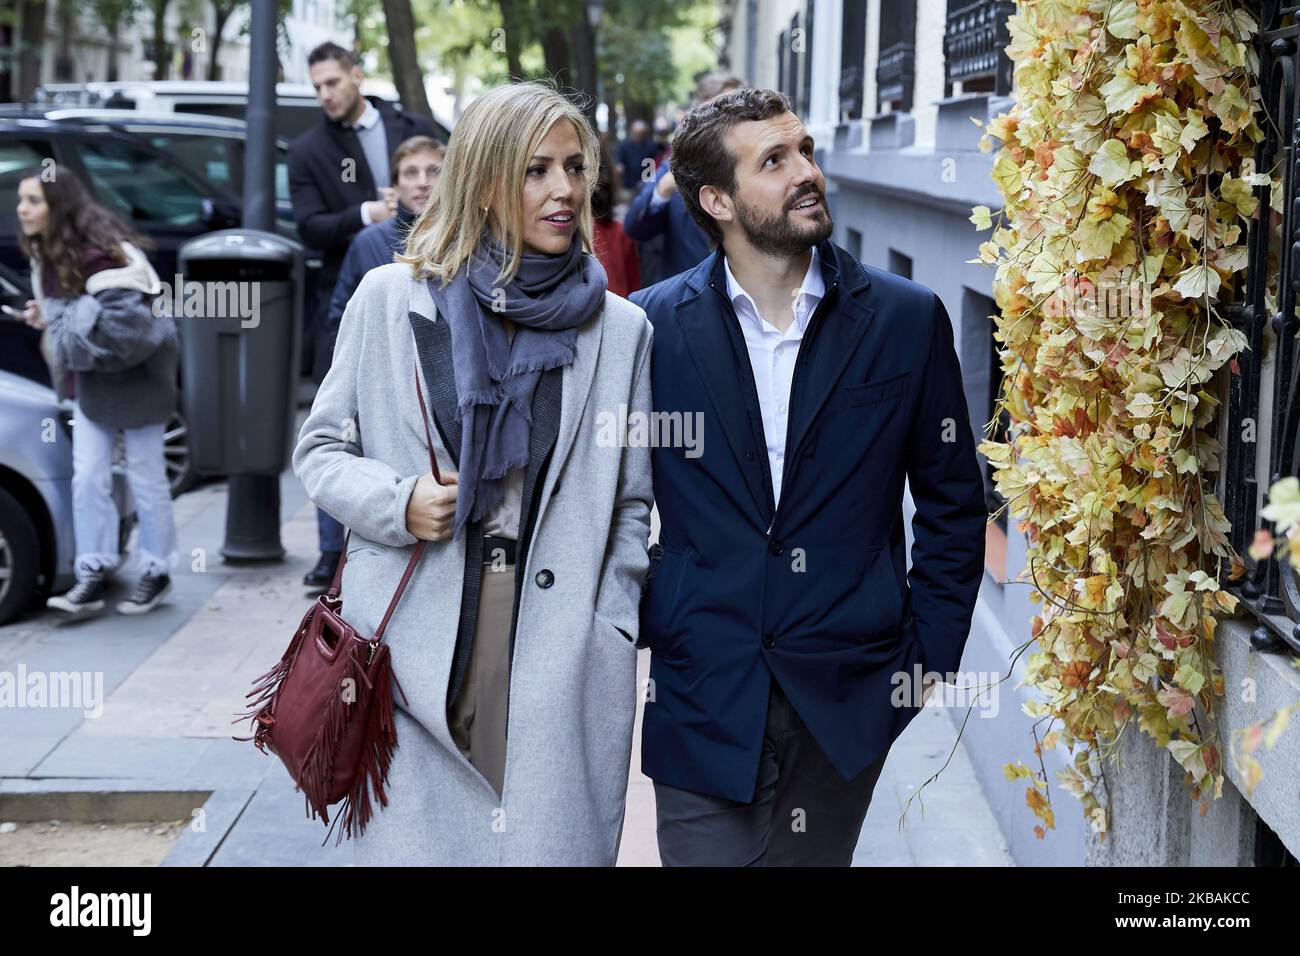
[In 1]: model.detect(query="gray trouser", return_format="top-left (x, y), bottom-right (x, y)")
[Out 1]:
top-left (654, 676), bottom-right (889, 866)
top-left (447, 561), bottom-right (514, 797)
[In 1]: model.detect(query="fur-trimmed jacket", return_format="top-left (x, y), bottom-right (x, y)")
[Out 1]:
top-left (33, 241), bottom-right (178, 429)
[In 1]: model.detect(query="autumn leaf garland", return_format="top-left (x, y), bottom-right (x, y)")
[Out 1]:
top-left (972, 0), bottom-right (1265, 837)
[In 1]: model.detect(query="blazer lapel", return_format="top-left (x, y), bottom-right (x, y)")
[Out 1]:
top-left (675, 254), bottom-right (773, 523)
top-left (408, 280), bottom-right (461, 467)
top-left (324, 114), bottom-right (376, 197)
top-left (785, 245), bottom-right (876, 466)
top-left (546, 302), bottom-right (602, 496)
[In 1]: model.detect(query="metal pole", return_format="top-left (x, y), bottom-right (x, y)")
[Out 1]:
top-left (223, 0), bottom-right (283, 562)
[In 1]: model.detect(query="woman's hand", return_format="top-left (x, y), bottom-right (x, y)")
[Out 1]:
top-left (405, 471), bottom-right (459, 541)
top-left (2, 299), bottom-right (43, 329)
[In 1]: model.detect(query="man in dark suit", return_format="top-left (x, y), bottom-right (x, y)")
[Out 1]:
top-left (630, 89), bottom-right (987, 866)
top-left (288, 40), bottom-right (437, 589)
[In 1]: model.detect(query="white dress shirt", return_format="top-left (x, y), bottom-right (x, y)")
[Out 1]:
top-left (723, 245), bottom-right (825, 509)
top-left (481, 468), bottom-right (523, 541)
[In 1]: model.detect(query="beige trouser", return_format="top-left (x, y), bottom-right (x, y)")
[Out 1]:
top-left (448, 562), bottom-right (514, 797)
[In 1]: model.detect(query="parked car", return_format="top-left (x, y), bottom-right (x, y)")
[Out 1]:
top-left (32, 80), bottom-right (453, 144)
top-left (0, 106), bottom-right (303, 281)
top-left (0, 108), bottom-right (331, 492)
top-left (0, 369), bottom-right (132, 625)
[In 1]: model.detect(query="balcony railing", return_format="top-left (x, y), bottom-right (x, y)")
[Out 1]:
top-left (876, 41), bottom-right (915, 113)
top-left (943, 0), bottom-right (1014, 96)
top-left (1222, 1), bottom-right (1300, 654)
top-left (839, 64), bottom-right (864, 120)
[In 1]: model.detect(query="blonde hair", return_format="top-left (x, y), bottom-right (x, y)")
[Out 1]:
top-left (397, 81), bottom-right (599, 286)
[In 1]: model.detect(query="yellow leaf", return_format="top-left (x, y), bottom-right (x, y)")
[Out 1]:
top-left (1106, 0), bottom-right (1140, 40)
top-left (1263, 706), bottom-right (1292, 750)
top-left (1089, 138), bottom-right (1141, 186)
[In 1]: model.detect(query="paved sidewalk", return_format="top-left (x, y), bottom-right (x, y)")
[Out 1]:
top-left (0, 475), bottom-right (1011, 866)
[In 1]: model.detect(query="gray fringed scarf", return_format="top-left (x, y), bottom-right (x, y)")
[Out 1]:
top-left (426, 227), bottom-right (608, 537)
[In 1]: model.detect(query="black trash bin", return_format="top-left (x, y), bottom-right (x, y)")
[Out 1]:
top-left (176, 229), bottom-right (304, 559)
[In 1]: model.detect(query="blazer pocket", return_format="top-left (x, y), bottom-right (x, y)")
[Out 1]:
top-left (841, 372), bottom-right (910, 408)
top-left (596, 613), bottom-right (638, 651)
top-left (643, 545), bottom-right (690, 647)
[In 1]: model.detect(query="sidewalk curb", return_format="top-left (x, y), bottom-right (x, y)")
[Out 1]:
top-left (0, 777), bottom-right (212, 823)
top-left (162, 788), bottom-right (256, 867)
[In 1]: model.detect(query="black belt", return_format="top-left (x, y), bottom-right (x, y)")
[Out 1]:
top-left (482, 535), bottom-right (517, 566)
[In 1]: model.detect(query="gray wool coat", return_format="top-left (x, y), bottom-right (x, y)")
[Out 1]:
top-left (292, 262), bottom-right (653, 866)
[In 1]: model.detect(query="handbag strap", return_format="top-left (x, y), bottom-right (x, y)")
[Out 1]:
top-left (324, 350), bottom-right (447, 641)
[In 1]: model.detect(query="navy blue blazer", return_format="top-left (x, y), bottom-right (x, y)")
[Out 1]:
top-left (630, 239), bottom-right (987, 803)
top-left (622, 160), bottom-right (711, 281)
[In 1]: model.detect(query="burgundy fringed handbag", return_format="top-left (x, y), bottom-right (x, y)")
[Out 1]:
top-left (233, 355), bottom-right (445, 846)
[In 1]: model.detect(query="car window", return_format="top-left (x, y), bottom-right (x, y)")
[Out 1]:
top-left (226, 141), bottom-right (292, 207)
top-left (275, 149), bottom-right (290, 204)
top-left (136, 132), bottom-right (239, 197)
top-left (69, 139), bottom-right (206, 226)
top-left (0, 139), bottom-right (55, 195)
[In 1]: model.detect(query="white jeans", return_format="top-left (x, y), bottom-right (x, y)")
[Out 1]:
top-left (71, 402), bottom-right (177, 580)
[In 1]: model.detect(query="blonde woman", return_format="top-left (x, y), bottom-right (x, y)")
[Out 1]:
top-left (293, 81), bottom-right (653, 866)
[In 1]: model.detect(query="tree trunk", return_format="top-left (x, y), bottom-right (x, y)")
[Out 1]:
top-left (208, 5), bottom-right (234, 80)
top-left (541, 25), bottom-right (569, 87)
top-left (17, 0), bottom-right (48, 100)
top-left (106, 19), bottom-right (120, 81)
top-left (0, 21), bottom-right (11, 100)
top-left (380, 0), bottom-right (433, 119)
top-left (54, 0), bottom-right (74, 81)
top-left (625, 98), bottom-right (654, 128)
top-left (568, 14), bottom-right (597, 123)
top-left (152, 0), bottom-right (170, 81)
top-left (496, 0), bottom-right (522, 81)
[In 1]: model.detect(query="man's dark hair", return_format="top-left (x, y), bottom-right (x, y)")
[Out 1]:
top-left (308, 41), bottom-right (357, 71)
top-left (670, 88), bottom-right (793, 245)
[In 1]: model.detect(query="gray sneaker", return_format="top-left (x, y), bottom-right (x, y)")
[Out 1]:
top-left (47, 571), bottom-right (108, 616)
top-left (116, 572), bottom-right (171, 615)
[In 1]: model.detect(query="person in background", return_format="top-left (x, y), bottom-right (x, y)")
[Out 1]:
top-left (592, 144), bottom-right (639, 298)
top-left (289, 40), bottom-right (439, 591)
top-left (10, 167), bottom-right (179, 617)
top-left (652, 118), bottom-right (672, 167)
top-left (623, 72), bottom-right (743, 284)
top-left (614, 120), bottom-right (659, 205)
top-left (317, 135), bottom-right (445, 441)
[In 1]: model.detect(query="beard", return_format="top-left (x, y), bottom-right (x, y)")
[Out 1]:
top-left (732, 187), bottom-right (833, 256)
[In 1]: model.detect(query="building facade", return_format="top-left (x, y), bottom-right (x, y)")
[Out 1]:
top-left (724, 0), bottom-right (1300, 867)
